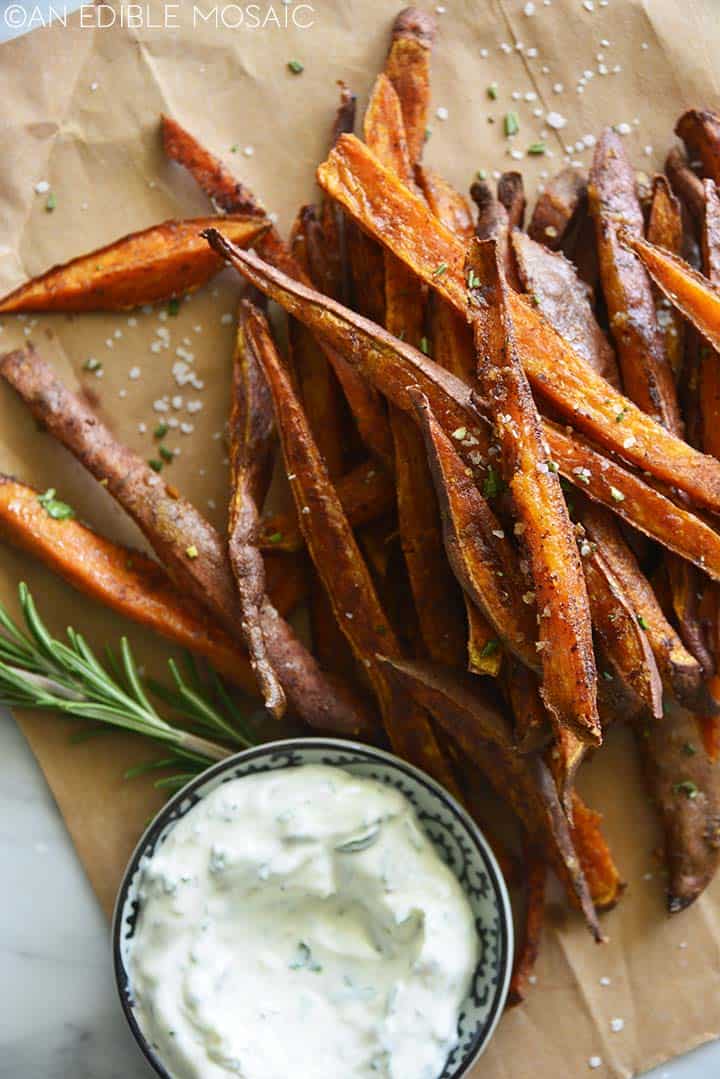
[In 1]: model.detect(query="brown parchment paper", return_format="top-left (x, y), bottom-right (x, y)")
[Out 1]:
top-left (1, 2), bottom-right (720, 1075)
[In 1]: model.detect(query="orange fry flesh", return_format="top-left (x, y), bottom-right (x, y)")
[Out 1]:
top-left (571, 793), bottom-right (625, 911)
top-left (0, 217), bottom-right (268, 313)
top-left (317, 135), bottom-right (720, 514)
top-left (508, 848), bottom-right (546, 1006)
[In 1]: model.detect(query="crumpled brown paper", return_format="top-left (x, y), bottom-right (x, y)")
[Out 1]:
top-left (1, 2), bottom-right (719, 1076)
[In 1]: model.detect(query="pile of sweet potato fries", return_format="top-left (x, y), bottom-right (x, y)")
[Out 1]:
top-left (3, 7), bottom-right (720, 1002)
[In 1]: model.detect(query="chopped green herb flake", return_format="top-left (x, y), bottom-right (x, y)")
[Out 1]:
top-left (546, 459), bottom-right (559, 473)
top-left (683, 742), bottom-right (697, 756)
top-left (504, 112), bottom-right (519, 137)
top-left (267, 531), bottom-right (283, 544)
top-left (467, 269), bottom-right (480, 289)
top-left (610, 486), bottom-right (625, 502)
top-left (45, 192), bottom-right (57, 212)
top-left (476, 168), bottom-right (488, 181)
top-left (615, 408), bottom-right (627, 423)
top-left (167, 297), bottom-right (181, 316)
top-left (487, 82), bottom-right (498, 100)
top-left (185, 545), bottom-right (199, 560)
top-left (154, 423), bottom-right (169, 440)
top-left (148, 459), bottom-right (163, 473)
top-left (432, 262), bottom-right (448, 278)
top-left (674, 780), bottom-right (699, 799)
top-left (83, 357), bottom-right (102, 373)
top-left (37, 488), bottom-right (75, 520)
top-left (482, 465), bottom-right (506, 499)
top-left (637, 614), bottom-right (649, 630)
top-left (424, 126), bottom-right (432, 142)
top-left (419, 336), bottom-right (430, 356)
top-left (287, 59), bottom-right (304, 74)
top-left (602, 670), bottom-right (614, 681)
top-left (527, 142), bottom-right (546, 155)
top-left (289, 941), bottom-right (322, 972)
top-left (159, 445), bottom-right (174, 463)
top-left (480, 639), bottom-right (500, 657)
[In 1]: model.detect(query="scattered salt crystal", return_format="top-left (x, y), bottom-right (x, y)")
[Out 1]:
top-left (528, 974), bottom-right (537, 984)
top-left (153, 399), bottom-right (169, 413)
top-left (138, 422), bottom-right (147, 434)
top-left (34, 180), bottom-right (50, 194)
top-left (678, 941), bottom-right (688, 949)
top-left (118, 389), bottom-right (127, 399)
top-left (615, 122), bottom-right (632, 135)
top-left (127, 317), bottom-right (137, 327)
top-left (641, 41), bottom-right (649, 50)
top-left (221, 312), bottom-right (233, 325)
top-left (512, 91), bottom-right (522, 101)
top-left (583, 134), bottom-right (597, 147)
top-left (553, 82), bottom-right (564, 93)
top-left (599, 976), bottom-right (611, 986)
top-left (159, 310), bottom-right (168, 321)
top-left (480, 48), bottom-right (489, 57)
top-left (187, 400), bottom-right (203, 414)
top-left (510, 149), bottom-right (524, 160)
top-left (436, 106), bottom-right (449, 121)
top-left (524, 91), bottom-right (537, 102)
top-left (180, 422), bottom-right (194, 434)
top-left (610, 1018), bottom-right (625, 1033)
top-left (129, 366), bottom-right (141, 380)
top-left (583, 0), bottom-right (594, 9)
top-left (533, 107), bottom-right (543, 118)
top-left (588, 1058), bottom-right (602, 1070)
top-left (172, 395), bottom-right (183, 409)
top-left (105, 339), bottom-right (114, 349)
top-left (644, 145), bottom-right (653, 156)
top-left (526, 47), bottom-right (538, 58)
top-left (435, 4), bottom-right (446, 12)
top-left (243, 145), bottom-right (254, 157)
top-left (500, 42), bottom-right (512, 53)
top-left (547, 111), bottom-right (567, 129)
top-left (523, 1), bottom-right (535, 13)
top-left (90, 81), bottom-right (99, 91)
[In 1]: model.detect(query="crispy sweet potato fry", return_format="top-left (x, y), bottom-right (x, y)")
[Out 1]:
top-left (0, 346), bottom-right (375, 738)
top-left (246, 305), bottom-right (461, 790)
top-left (589, 129), bottom-right (681, 431)
top-left (377, 654), bottom-right (603, 939)
top-left (511, 230), bottom-right (619, 385)
top-left (699, 675), bottom-right (720, 760)
top-left (504, 660), bottom-right (552, 754)
top-left (415, 166), bottom-right (474, 240)
top-left (636, 699), bottom-right (720, 912)
top-left (468, 239), bottom-right (600, 747)
top-left (0, 475), bottom-right (259, 694)
top-left (528, 167), bottom-right (587, 249)
top-left (471, 179), bottom-right (509, 241)
top-left (0, 216), bottom-right (268, 314)
top-left (697, 179), bottom-right (720, 462)
top-left (383, 6), bottom-right (436, 165)
top-left (665, 145), bottom-right (705, 223)
top-left (207, 232), bottom-right (720, 579)
top-left (507, 847), bottom-right (546, 1006)
top-left (676, 108), bottom-right (720, 186)
top-left (578, 499), bottom-right (703, 707)
top-left (621, 229), bottom-right (720, 353)
top-left (571, 793), bottom-right (625, 912)
top-left (317, 135), bottom-right (720, 513)
top-left (318, 83), bottom-right (357, 306)
top-left (260, 459), bottom-right (394, 552)
top-left (162, 114), bottom-right (392, 464)
top-left (581, 540), bottom-right (663, 718)
top-left (648, 175), bottom-right (685, 380)
top-left (227, 302), bottom-right (285, 717)
top-left (465, 597), bottom-right (503, 677)
top-left (498, 171), bottom-right (526, 231)
top-left (410, 390), bottom-right (539, 670)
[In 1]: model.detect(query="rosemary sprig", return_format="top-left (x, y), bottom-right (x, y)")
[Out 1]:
top-left (0, 584), bottom-right (253, 785)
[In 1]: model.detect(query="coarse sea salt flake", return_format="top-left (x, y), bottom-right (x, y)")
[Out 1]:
top-left (547, 112), bottom-right (567, 129)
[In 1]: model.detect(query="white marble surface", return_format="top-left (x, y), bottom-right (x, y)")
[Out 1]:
top-left (0, 708), bottom-right (718, 1078)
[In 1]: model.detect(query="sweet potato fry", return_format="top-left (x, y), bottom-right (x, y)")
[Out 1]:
top-left (377, 654), bottom-right (603, 939)
top-left (511, 230), bottom-right (619, 385)
top-left (507, 847), bottom-right (546, 1006)
top-left (504, 660), bottom-right (552, 754)
top-left (571, 793), bottom-right (625, 912)
top-left (528, 166), bottom-right (587, 249)
top-left (317, 135), bottom-right (720, 513)
top-left (676, 108), bottom-right (720, 186)
top-left (665, 145), bottom-right (705, 223)
top-left (636, 699), bottom-right (720, 912)
top-left (647, 175), bottom-right (685, 380)
top-left (227, 302), bottom-right (285, 718)
top-left (471, 179), bottom-right (509, 241)
top-left (259, 459), bottom-right (394, 552)
top-left (0, 475), bottom-right (259, 694)
top-left (415, 166), bottom-right (474, 240)
top-left (699, 676), bottom-right (720, 760)
top-left (588, 128), bottom-right (681, 431)
top-left (162, 114), bottom-right (391, 464)
top-left (245, 305), bottom-right (461, 790)
top-left (578, 499), bottom-right (703, 707)
top-left (383, 6), bottom-right (436, 165)
top-left (0, 216), bottom-right (268, 314)
top-left (410, 390), bottom-right (539, 670)
top-left (498, 171), bottom-right (526, 231)
top-left (207, 232), bottom-right (720, 581)
top-left (621, 229), bottom-right (720, 353)
top-left (581, 538), bottom-right (663, 718)
top-left (468, 239), bottom-right (600, 747)
top-left (697, 179), bottom-right (720, 462)
top-left (0, 346), bottom-right (375, 738)
top-left (318, 83), bottom-right (357, 306)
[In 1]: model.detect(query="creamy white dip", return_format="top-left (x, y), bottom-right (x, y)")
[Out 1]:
top-left (129, 764), bottom-right (479, 1079)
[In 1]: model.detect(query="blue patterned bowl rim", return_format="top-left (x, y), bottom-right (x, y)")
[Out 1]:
top-left (112, 737), bottom-right (514, 1079)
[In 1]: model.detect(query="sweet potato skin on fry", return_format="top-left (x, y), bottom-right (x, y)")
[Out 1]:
top-left (507, 848), bottom-right (546, 1006)
top-left (318, 135), bottom-right (720, 514)
top-left (469, 239), bottom-right (600, 747)
top-left (227, 302), bottom-right (285, 718)
top-left (676, 108), bottom-right (720, 187)
top-left (0, 474), bottom-right (259, 694)
top-left (647, 175), bottom-right (685, 381)
top-left (378, 654), bottom-right (603, 940)
top-left (589, 128), bottom-right (681, 431)
top-left (383, 6), bottom-right (436, 166)
top-left (0, 217), bottom-right (268, 314)
top-left (637, 700), bottom-right (720, 912)
top-left (528, 167), bottom-right (587, 249)
top-left (665, 145), bottom-right (705, 223)
top-left (0, 346), bottom-right (375, 738)
top-left (511, 230), bottom-right (619, 385)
